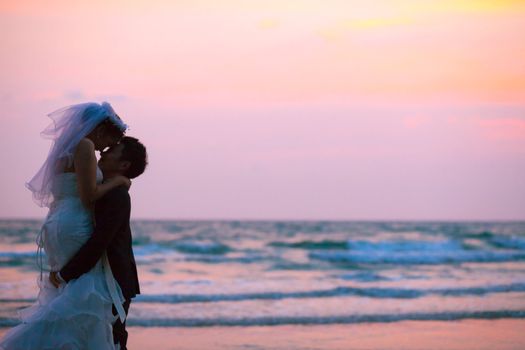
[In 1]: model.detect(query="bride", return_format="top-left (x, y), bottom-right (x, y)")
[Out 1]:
top-left (1, 102), bottom-right (130, 349)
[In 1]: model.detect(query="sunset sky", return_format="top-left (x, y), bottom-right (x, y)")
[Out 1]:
top-left (1, 0), bottom-right (524, 220)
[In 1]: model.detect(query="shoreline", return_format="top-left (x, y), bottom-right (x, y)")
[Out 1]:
top-left (3, 318), bottom-right (523, 350)
top-left (126, 319), bottom-right (525, 350)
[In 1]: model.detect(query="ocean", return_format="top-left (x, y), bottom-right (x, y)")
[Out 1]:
top-left (1, 220), bottom-right (525, 328)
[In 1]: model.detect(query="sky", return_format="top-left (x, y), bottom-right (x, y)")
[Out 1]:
top-left (0, 0), bottom-right (524, 220)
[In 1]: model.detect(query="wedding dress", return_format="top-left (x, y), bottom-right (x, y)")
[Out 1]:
top-left (0, 167), bottom-right (125, 350)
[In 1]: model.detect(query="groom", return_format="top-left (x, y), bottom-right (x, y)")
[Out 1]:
top-left (50, 136), bottom-right (148, 350)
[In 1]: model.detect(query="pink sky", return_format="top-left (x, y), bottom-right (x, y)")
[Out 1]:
top-left (1, 0), bottom-right (524, 220)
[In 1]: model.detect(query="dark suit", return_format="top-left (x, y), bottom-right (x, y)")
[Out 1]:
top-left (60, 186), bottom-right (140, 349)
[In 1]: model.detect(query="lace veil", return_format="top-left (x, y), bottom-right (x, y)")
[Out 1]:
top-left (26, 102), bottom-right (128, 207)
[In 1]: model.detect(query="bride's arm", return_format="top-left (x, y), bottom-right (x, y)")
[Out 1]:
top-left (74, 138), bottom-right (127, 207)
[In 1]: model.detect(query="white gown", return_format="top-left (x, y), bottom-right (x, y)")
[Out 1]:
top-left (0, 168), bottom-right (125, 350)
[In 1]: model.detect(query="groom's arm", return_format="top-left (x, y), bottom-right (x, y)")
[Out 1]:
top-left (58, 187), bottom-right (130, 282)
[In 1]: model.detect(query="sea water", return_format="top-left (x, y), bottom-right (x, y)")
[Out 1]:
top-left (1, 220), bottom-right (525, 327)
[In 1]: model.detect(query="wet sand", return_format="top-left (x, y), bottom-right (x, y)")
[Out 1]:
top-left (1, 319), bottom-right (524, 349)
top-left (124, 319), bottom-right (525, 350)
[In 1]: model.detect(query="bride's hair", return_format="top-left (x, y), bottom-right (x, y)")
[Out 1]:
top-left (82, 104), bottom-right (127, 141)
top-left (27, 102), bottom-right (128, 207)
top-left (95, 118), bottom-right (126, 141)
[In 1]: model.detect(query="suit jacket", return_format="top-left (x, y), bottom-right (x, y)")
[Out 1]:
top-left (60, 186), bottom-right (140, 300)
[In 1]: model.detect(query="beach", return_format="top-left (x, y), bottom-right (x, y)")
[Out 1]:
top-left (1, 220), bottom-right (525, 349)
top-left (2, 319), bottom-right (525, 349)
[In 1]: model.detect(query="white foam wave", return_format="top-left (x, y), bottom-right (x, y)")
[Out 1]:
top-left (489, 236), bottom-right (525, 250)
top-left (346, 239), bottom-right (462, 252)
top-left (311, 247), bottom-right (525, 265)
top-left (127, 310), bottom-right (525, 327)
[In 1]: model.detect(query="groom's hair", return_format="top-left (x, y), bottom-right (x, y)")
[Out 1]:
top-left (119, 136), bottom-right (148, 179)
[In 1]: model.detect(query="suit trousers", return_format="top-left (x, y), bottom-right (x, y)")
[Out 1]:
top-left (113, 299), bottom-right (131, 349)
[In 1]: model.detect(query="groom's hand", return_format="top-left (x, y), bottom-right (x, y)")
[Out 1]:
top-left (49, 271), bottom-right (61, 288)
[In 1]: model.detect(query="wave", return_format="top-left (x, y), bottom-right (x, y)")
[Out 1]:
top-left (184, 254), bottom-right (267, 264)
top-left (2, 310), bottom-right (524, 328)
top-left (268, 239), bottom-right (464, 252)
top-left (336, 271), bottom-right (393, 282)
top-left (269, 240), bottom-right (348, 250)
top-left (171, 241), bottom-right (230, 255)
top-left (128, 310), bottom-right (525, 327)
top-left (310, 249), bottom-right (525, 265)
top-left (3, 282), bottom-right (524, 306)
top-left (0, 251), bottom-right (39, 267)
top-left (130, 282), bottom-right (525, 304)
top-left (346, 239), bottom-right (462, 252)
top-left (0, 298), bottom-right (35, 303)
top-left (488, 236), bottom-right (525, 250)
top-left (133, 240), bottom-right (231, 255)
top-left (0, 252), bottom-right (37, 258)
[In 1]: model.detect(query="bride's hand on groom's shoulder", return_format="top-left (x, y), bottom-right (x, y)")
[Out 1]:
top-left (117, 175), bottom-right (132, 189)
top-left (106, 175), bottom-right (132, 189)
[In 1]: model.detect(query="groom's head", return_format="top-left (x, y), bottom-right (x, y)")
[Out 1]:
top-left (99, 136), bottom-right (148, 179)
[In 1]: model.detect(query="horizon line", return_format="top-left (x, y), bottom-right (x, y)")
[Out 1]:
top-left (0, 216), bottom-right (524, 223)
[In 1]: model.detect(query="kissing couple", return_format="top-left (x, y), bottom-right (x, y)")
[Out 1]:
top-left (1, 102), bottom-right (148, 350)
